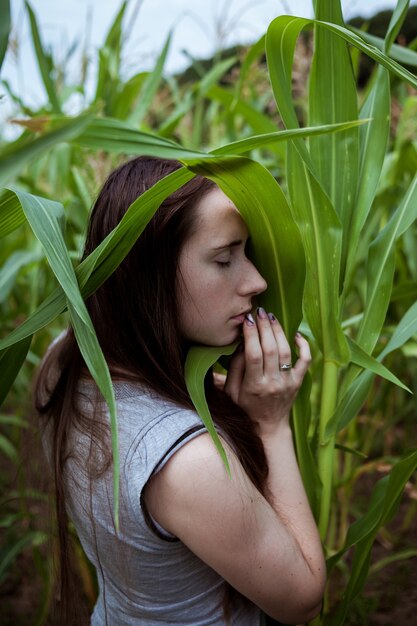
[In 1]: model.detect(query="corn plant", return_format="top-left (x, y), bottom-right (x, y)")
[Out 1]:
top-left (1, 0), bottom-right (417, 623)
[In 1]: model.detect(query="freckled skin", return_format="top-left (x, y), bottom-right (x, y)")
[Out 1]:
top-left (177, 188), bottom-right (267, 346)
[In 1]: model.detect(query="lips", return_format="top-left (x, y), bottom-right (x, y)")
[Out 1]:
top-left (230, 309), bottom-right (252, 322)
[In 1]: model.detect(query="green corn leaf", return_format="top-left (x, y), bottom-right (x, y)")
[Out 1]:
top-left (75, 117), bottom-right (203, 159)
top-left (0, 531), bottom-right (47, 583)
top-left (198, 57), bottom-right (237, 98)
top-left (348, 337), bottom-right (409, 392)
top-left (67, 299), bottom-right (120, 524)
top-left (25, 1), bottom-right (61, 113)
top-left (212, 120), bottom-right (367, 156)
top-left (0, 415), bottom-right (28, 427)
top-left (381, 300), bottom-right (417, 357)
top-left (206, 84), bottom-right (280, 156)
top-left (329, 448), bottom-right (417, 622)
top-left (348, 27), bottom-right (417, 67)
top-left (158, 90), bottom-right (195, 137)
top-left (0, 249), bottom-right (43, 302)
top-left (70, 166), bottom-right (93, 213)
top-left (0, 168), bottom-right (194, 351)
top-left (344, 0), bottom-right (411, 290)
top-left (76, 115), bottom-right (367, 161)
top-left (184, 155), bottom-right (305, 339)
top-left (334, 443), bottom-right (368, 459)
top-left (14, 188), bottom-right (120, 527)
top-left (287, 142), bottom-right (349, 364)
top-left (0, 336), bottom-right (32, 408)
top-left (75, 168), bottom-right (195, 298)
top-left (103, 0), bottom-right (126, 52)
top-left (291, 376), bottom-right (319, 515)
top-left (0, 111), bottom-right (93, 188)
top-left (369, 549), bottom-right (417, 576)
top-left (94, 1), bottom-right (127, 109)
top-left (129, 31), bottom-right (172, 127)
top-left (112, 72), bottom-right (149, 120)
top-left (0, 0), bottom-right (10, 73)
top-left (0, 189), bottom-right (26, 238)
top-left (0, 287), bottom-right (66, 351)
top-left (234, 34), bottom-right (266, 104)
top-left (326, 299), bottom-right (417, 437)
top-left (356, 171), bottom-right (417, 354)
top-left (185, 343), bottom-right (239, 474)
top-left (182, 155), bottom-right (318, 500)
top-left (267, 16), bottom-right (417, 94)
top-left (9, 190), bottom-right (87, 321)
top-left (309, 0), bottom-right (359, 277)
top-left (384, 0), bottom-right (411, 54)
top-left (206, 85), bottom-right (278, 135)
top-left (344, 65), bottom-right (390, 291)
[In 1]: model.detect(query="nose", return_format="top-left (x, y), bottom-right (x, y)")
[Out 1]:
top-left (239, 258), bottom-right (267, 297)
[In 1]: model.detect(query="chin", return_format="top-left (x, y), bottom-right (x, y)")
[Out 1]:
top-left (206, 330), bottom-right (240, 347)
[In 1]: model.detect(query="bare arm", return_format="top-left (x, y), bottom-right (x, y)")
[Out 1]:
top-left (145, 309), bottom-right (325, 624)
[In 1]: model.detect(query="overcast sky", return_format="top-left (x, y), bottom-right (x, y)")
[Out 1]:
top-left (1, 0), bottom-right (416, 133)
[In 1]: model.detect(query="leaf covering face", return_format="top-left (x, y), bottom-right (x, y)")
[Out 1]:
top-left (177, 187), bottom-right (267, 346)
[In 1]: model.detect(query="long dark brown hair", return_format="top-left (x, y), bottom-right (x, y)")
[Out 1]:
top-left (34, 156), bottom-right (268, 625)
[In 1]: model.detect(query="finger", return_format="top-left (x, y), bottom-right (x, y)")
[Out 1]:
top-left (256, 307), bottom-right (279, 376)
top-left (242, 312), bottom-right (264, 378)
top-left (213, 371), bottom-right (226, 391)
top-left (224, 346), bottom-right (245, 403)
top-left (268, 314), bottom-right (293, 372)
top-left (292, 332), bottom-right (312, 381)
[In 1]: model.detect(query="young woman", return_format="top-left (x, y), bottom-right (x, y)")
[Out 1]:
top-left (35, 156), bottom-right (325, 626)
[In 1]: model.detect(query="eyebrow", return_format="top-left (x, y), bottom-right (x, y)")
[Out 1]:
top-left (211, 238), bottom-right (246, 251)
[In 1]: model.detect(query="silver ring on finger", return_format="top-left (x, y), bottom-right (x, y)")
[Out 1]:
top-left (279, 362), bottom-right (292, 371)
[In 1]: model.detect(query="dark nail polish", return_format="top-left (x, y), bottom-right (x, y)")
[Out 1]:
top-left (268, 312), bottom-right (277, 323)
top-left (245, 312), bottom-right (255, 325)
top-left (257, 307), bottom-right (267, 319)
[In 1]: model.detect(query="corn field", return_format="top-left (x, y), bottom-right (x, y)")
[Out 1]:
top-left (1, 0), bottom-right (417, 624)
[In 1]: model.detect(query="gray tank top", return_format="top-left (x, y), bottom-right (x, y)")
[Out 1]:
top-left (64, 380), bottom-right (261, 625)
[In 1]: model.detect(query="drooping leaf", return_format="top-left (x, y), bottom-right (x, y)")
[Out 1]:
top-left (184, 155), bottom-right (305, 339)
top-left (267, 15), bottom-right (417, 96)
top-left (0, 111), bottom-right (93, 188)
top-left (0, 168), bottom-right (194, 351)
top-left (185, 343), bottom-right (239, 473)
top-left (14, 188), bottom-right (120, 526)
top-left (0, 189), bottom-right (26, 238)
top-left (348, 26), bottom-right (417, 67)
top-left (212, 120), bottom-right (367, 156)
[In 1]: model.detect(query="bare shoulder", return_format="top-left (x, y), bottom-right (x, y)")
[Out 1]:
top-left (144, 431), bottom-right (324, 623)
top-left (145, 432), bottom-right (255, 517)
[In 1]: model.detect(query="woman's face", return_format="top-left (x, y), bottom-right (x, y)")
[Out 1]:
top-left (177, 187), bottom-right (267, 346)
